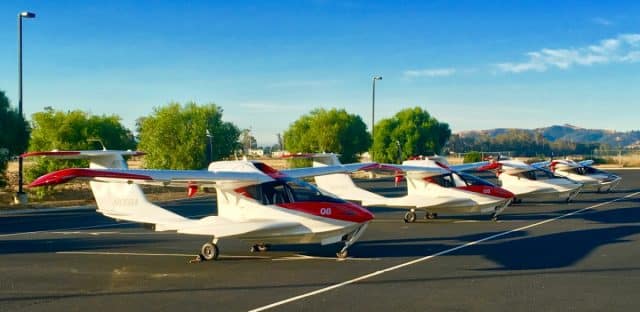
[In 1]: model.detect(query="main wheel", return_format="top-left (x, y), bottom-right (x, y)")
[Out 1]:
top-left (200, 242), bottom-right (219, 261)
top-left (426, 212), bottom-right (438, 219)
top-left (336, 249), bottom-right (348, 259)
top-left (403, 211), bottom-right (417, 223)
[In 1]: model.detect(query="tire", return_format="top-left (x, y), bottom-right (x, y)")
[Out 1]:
top-left (200, 242), bottom-right (219, 261)
top-left (404, 211), bottom-right (417, 223)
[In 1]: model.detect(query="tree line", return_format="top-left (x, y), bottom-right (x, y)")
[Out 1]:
top-left (446, 129), bottom-right (602, 158)
top-left (0, 87), bottom-right (452, 190)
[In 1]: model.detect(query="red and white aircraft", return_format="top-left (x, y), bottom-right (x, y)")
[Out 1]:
top-left (534, 159), bottom-right (621, 192)
top-left (24, 150), bottom-right (374, 261)
top-left (477, 159), bottom-right (583, 203)
top-left (305, 154), bottom-right (513, 223)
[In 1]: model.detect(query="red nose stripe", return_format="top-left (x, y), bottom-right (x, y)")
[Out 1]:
top-left (459, 185), bottom-right (515, 199)
top-left (29, 168), bottom-right (152, 187)
top-left (277, 202), bottom-right (374, 223)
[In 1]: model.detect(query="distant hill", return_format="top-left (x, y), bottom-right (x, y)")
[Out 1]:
top-left (458, 124), bottom-right (640, 148)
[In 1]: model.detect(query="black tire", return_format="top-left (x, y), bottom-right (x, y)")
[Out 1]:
top-left (404, 211), bottom-right (417, 223)
top-left (201, 242), bottom-right (219, 261)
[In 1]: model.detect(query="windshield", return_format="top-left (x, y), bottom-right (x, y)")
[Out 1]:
top-left (568, 166), bottom-right (605, 175)
top-left (241, 178), bottom-right (344, 205)
top-left (517, 168), bottom-right (566, 181)
top-left (459, 173), bottom-right (495, 186)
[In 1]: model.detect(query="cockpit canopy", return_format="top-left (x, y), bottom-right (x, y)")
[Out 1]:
top-left (427, 172), bottom-right (495, 188)
top-left (239, 177), bottom-right (344, 205)
top-left (516, 168), bottom-right (567, 181)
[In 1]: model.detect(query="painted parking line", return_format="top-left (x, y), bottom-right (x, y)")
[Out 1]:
top-left (248, 191), bottom-right (640, 312)
top-left (0, 213), bottom-right (211, 238)
top-left (56, 251), bottom-right (271, 260)
top-left (272, 254), bottom-right (380, 261)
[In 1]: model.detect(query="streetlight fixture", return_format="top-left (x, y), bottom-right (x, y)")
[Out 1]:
top-left (206, 129), bottom-right (214, 163)
top-left (371, 75), bottom-right (382, 161)
top-left (15, 11), bottom-right (36, 205)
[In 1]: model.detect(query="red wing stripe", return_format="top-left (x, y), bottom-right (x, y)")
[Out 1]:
top-left (29, 168), bottom-right (152, 187)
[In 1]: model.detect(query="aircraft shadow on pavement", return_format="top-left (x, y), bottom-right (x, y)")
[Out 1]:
top-left (348, 225), bottom-right (640, 271)
top-left (0, 237), bottom-right (156, 255)
top-left (497, 206), bottom-right (640, 224)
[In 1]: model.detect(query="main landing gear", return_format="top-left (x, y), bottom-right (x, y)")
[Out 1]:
top-left (403, 209), bottom-right (417, 223)
top-left (190, 238), bottom-right (220, 263)
top-left (403, 209), bottom-right (437, 223)
top-left (250, 243), bottom-right (271, 252)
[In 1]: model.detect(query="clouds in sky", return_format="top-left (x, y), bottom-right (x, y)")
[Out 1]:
top-left (592, 17), bottom-right (613, 26)
top-left (403, 68), bottom-right (456, 78)
top-left (496, 33), bottom-right (640, 73)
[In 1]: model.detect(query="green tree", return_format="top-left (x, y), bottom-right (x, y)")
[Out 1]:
top-left (372, 107), bottom-right (451, 163)
top-left (25, 107), bottom-right (136, 196)
top-left (0, 90), bottom-right (30, 186)
top-left (137, 102), bottom-right (240, 169)
top-left (283, 108), bottom-right (371, 163)
top-left (463, 151), bottom-right (483, 163)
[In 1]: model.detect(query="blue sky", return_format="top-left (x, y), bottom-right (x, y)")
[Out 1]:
top-left (1, 0), bottom-right (639, 145)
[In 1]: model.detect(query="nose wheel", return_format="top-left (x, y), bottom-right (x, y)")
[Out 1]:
top-left (336, 223), bottom-right (368, 259)
top-left (425, 212), bottom-right (438, 219)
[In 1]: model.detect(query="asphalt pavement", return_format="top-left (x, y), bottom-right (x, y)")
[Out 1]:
top-left (1, 170), bottom-right (639, 311)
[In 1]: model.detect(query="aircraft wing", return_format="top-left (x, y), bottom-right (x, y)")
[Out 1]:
top-left (450, 161), bottom-right (496, 172)
top-left (530, 160), bottom-right (551, 169)
top-left (28, 168), bottom-right (273, 188)
top-left (172, 217), bottom-right (303, 237)
top-left (373, 164), bottom-right (449, 178)
top-left (579, 160), bottom-right (595, 167)
top-left (281, 162), bottom-right (376, 179)
top-left (22, 149), bottom-right (145, 159)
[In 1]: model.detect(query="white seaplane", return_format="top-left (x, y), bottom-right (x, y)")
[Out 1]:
top-left (533, 159), bottom-right (621, 192)
top-left (293, 154), bottom-right (513, 223)
top-left (24, 150), bottom-right (374, 261)
top-left (476, 158), bottom-right (583, 203)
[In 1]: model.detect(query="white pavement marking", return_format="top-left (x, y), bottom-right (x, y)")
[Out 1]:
top-left (272, 254), bottom-right (380, 261)
top-left (56, 251), bottom-right (271, 259)
top-left (0, 222), bottom-right (136, 238)
top-left (0, 213), bottom-right (211, 238)
top-left (57, 251), bottom-right (196, 257)
top-left (248, 191), bottom-right (640, 312)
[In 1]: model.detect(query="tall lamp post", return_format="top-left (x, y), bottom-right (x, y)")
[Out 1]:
top-left (206, 129), bottom-right (213, 163)
top-left (16, 11), bottom-right (36, 205)
top-left (371, 75), bottom-right (382, 161)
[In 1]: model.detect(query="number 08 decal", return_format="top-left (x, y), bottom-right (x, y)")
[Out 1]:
top-left (320, 207), bottom-right (332, 215)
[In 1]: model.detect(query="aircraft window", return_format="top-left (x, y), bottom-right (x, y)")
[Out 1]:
top-left (582, 166), bottom-right (603, 174)
top-left (286, 180), bottom-right (343, 203)
top-left (239, 184), bottom-right (262, 201)
top-left (533, 169), bottom-right (560, 180)
top-left (516, 170), bottom-right (537, 180)
top-left (260, 181), bottom-right (293, 205)
top-left (451, 173), bottom-right (466, 187)
top-left (459, 173), bottom-right (493, 186)
top-left (568, 167), bottom-right (583, 175)
top-left (430, 174), bottom-right (455, 188)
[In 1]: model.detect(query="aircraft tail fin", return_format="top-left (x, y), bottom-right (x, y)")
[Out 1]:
top-left (24, 150), bottom-right (188, 229)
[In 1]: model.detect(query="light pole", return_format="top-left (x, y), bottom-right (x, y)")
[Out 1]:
top-left (206, 129), bottom-right (213, 163)
top-left (15, 11), bottom-right (36, 205)
top-left (371, 75), bottom-right (382, 161)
